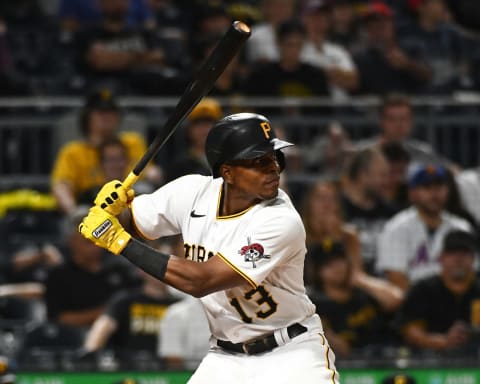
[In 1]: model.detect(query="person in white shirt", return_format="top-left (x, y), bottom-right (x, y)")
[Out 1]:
top-left (158, 296), bottom-right (210, 370)
top-left (300, 0), bottom-right (358, 99)
top-left (456, 167), bottom-right (480, 226)
top-left (245, 0), bottom-right (296, 63)
top-left (376, 164), bottom-right (471, 292)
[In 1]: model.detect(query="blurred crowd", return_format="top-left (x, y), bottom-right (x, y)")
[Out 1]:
top-left (0, 0), bottom-right (479, 97)
top-left (1, 0), bottom-right (480, 377)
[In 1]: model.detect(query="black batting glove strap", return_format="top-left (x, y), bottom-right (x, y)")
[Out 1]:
top-left (121, 238), bottom-right (170, 281)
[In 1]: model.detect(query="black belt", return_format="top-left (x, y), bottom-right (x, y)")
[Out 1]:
top-left (217, 323), bottom-right (307, 355)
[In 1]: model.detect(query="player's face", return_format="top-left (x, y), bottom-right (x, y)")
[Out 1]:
top-left (381, 105), bottom-right (413, 142)
top-left (318, 258), bottom-right (350, 288)
top-left (410, 183), bottom-right (448, 215)
top-left (226, 152), bottom-right (281, 200)
top-left (440, 251), bottom-right (474, 282)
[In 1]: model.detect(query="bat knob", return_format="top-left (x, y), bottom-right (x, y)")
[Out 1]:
top-left (233, 21), bottom-right (251, 35)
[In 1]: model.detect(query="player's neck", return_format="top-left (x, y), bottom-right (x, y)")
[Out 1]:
top-left (220, 183), bottom-right (261, 216)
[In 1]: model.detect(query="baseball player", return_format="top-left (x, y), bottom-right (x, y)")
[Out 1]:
top-left (79, 113), bottom-right (339, 383)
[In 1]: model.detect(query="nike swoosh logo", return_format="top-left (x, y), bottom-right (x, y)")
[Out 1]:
top-left (190, 210), bottom-right (206, 218)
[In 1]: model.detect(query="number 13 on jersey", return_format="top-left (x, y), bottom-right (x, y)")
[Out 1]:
top-left (230, 285), bottom-right (278, 323)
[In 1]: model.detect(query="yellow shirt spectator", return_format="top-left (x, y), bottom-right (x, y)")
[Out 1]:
top-left (51, 132), bottom-right (146, 198)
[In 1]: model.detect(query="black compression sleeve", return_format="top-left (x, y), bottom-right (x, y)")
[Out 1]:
top-left (121, 238), bottom-right (170, 281)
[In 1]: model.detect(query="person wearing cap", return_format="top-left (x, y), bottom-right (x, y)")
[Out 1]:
top-left (307, 239), bottom-right (403, 357)
top-left (352, 1), bottom-right (431, 95)
top-left (377, 164), bottom-right (472, 292)
top-left (300, 0), bottom-right (359, 100)
top-left (399, 229), bottom-right (480, 351)
top-left (51, 89), bottom-right (158, 216)
top-left (165, 98), bottom-right (223, 183)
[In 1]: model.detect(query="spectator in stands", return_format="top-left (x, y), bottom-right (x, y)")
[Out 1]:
top-left (51, 89), bottom-right (158, 216)
top-left (379, 141), bottom-right (411, 214)
top-left (329, 0), bottom-right (361, 52)
top-left (165, 98), bottom-right (222, 183)
top-left (302, 181), bottom-right (363, 273)
top-left (340, 147), bottom-right (393, 272)
top-left (244, 20), bottom-right (330, 100)
top-left (355, 94), bottom-right (452, 166)
top-left (78, 138), bottom-right (155, 205)
top-left (45, 207), bottom-right (138, 328)
top-left (191, 35), bottom-right (244, 97)
top-left (245, 0), bottom-right (296, 63)
top-left (83, 267), bottom-right (178, 356)
top-left (74, 0), bottom-right (168, 93)
top-left (0, 20), bottom-right (29, 95)
top-left (456, 165), bottom-right (480, 227)
top-left (159, 296), bottom-right (210, 370)
top-left (400, 0), bottom-right (472, 93)
top-left (58, 0), bottom-right (154, 32)
top-left (147, 0), bottom-right (190, 73)
top-left (301, 0), bottom-right (359, 100)
top-left (444, 168), bottom-right (479, 233)
top-left (377, 164), bottom-right (472, 292)
top-left (352, 2), bottom-right (431, 95)
top-left (307, 241), bottom-right (403, 357)
top-left (400, 230), bottom-right (480, 351)
top-left (302, 120), bottom-right (353, 178)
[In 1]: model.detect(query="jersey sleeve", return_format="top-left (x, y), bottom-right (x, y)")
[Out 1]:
top-left (216, 209), bottom-right (306, 288)
top-left (376, 219), bottom-right (410, 274)
top-left (131, 175), bottom-right (209, 240)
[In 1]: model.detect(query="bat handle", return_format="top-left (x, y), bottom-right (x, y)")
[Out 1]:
top-left (123, 171), bottom-right (139, 189)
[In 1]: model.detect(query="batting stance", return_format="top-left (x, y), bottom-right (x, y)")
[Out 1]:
top-left (79, 113), bottom-right (339, 383)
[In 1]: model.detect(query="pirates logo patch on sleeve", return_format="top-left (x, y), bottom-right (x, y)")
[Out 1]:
top-left (239, 237), bottom-right (270, 268)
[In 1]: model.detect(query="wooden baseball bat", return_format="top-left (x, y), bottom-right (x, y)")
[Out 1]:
top-left (123, 21), bottom-right (251, 188)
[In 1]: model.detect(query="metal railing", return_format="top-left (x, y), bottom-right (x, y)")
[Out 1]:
top-left (0, 95), bottom-right (479, 189)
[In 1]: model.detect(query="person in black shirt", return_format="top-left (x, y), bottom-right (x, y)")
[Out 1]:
top-left (308, 240), bottom-right (403, 357)
top-left (74, 0), bottom-right (169, 93)
top-left (83, 267), bottom-right (179, 356)
top-left (352, 2), bottom-right (431, 95)
top-left (45, 207), bottom-right (138, 328)
top-left (400, 229), bottom-right (480, 351)
top-left (340, 147), bottom-right (394, 272)
top-left (244, 19), bottom-right (329, 108)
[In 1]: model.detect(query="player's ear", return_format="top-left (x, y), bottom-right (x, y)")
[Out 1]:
top-left (220, 164), bottom-right (234, 183)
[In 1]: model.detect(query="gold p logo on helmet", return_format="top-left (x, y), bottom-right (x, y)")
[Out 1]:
top-left (260, 122), bottom-right (271, 139)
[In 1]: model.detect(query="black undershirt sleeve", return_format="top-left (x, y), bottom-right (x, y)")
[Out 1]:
top-left (121, 238), bottom-right (170, 281)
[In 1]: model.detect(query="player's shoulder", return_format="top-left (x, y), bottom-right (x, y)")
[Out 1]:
top-left (256, 189), bottom-right (305, 232)
top-left (119, 131), bottom-right (146, 145)
top-left (410, 275), bottom-right (442, 295)
top-left (58, 140), bottom-right (89, 153)
top-left (442, 211), bottom-right (471, 229)
top-left (384, 207), bottom-right (419, 230)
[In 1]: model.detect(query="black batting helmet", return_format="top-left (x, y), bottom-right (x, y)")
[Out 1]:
top-left (205, 113), bottom-right (294, 177)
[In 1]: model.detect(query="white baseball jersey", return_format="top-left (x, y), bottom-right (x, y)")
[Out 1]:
top-left (376, 207), bottom-right (472, 283)
top-left (132, 174), bottom-right (318, 343)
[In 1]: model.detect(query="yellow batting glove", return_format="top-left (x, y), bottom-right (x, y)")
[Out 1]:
top-left (78, 206), bottom-right (131, 255)
top-left (94, 180), bottom-right (135, 216)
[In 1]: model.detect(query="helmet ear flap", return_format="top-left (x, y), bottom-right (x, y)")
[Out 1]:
top-left (276, 150), bottom-right (286, 173)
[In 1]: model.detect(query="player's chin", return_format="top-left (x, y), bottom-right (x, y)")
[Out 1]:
top-left (261, 185), bottom-right (279, 200)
